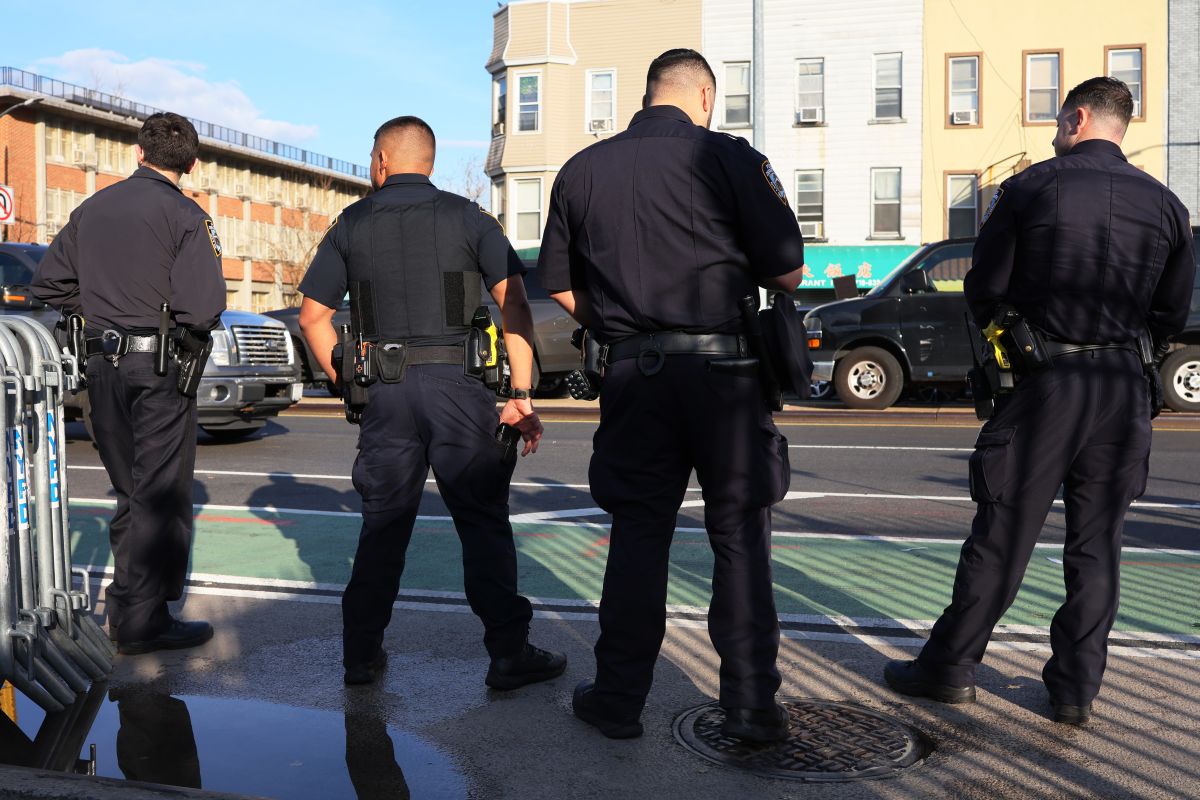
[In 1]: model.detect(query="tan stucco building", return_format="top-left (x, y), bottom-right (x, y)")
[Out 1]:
top-left (921, 0), bottom-right (1168, 243)
top-left (485, 0), bottom-right (702, 258)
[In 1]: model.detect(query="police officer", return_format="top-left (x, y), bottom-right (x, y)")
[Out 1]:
top-left (298, 116), bottom-right (566, 688)
top-left (32, 112), bottom-right (225, 655)
top-left (884, 77), bottom-right (1196, 724)
top-left (539, 50), bottom-right (805, 741)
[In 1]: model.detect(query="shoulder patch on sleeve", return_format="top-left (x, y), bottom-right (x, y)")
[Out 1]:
top-left (479, 207), bottom-right (505, 235)
top-left (204, 218), bottom-right (222, 258)
top-left (980, 188), bottom-right (1005, 227)
top-left (762, 161), bottom-right (789, 206)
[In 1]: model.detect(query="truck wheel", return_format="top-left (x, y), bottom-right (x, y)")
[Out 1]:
top-left (1162, 346), bottom-right (1200, 413)
top-left (834, 347), bottom-right (904, 410)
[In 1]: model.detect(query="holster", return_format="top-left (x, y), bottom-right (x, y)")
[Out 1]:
top-left (173, 329), bottom-right (212, 399)
top-left (1136, 330), bottom-right (1165, 419)
top-left (374, 344), bottom-right (408, 383)
top-left (333, 324), bottom-right (370, 424)
top-left (565, 327), bottom-right (603, 401)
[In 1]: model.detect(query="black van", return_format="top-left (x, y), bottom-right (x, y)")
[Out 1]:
top-left (804, 232), bottom-right (1200, 411)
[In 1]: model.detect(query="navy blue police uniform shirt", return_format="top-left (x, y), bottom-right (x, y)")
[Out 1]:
top-left (32, 165), bottom-right (227, 332)
top-left (538, 105), bottom-right (804, 340)
top-left (966, 139), bottom-right (1196, 345)
top-left (299, 173), bottom-right (525, 345)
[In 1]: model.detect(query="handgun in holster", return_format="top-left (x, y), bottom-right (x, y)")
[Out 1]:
top-left (565, 326), bottom-right (604, 401)
top-left (173, 327), bottom-right (212, 399)
top-left (466, 306), bottom-right (506, 391)
top-left (965, 314), bottom-right (1001, 420)
top-left (736, 295), bottom-right (784, 412)
top-left (1136, 330), bottom-right (1166, 419)
top-left (333, 323), bottom-right (371, 424)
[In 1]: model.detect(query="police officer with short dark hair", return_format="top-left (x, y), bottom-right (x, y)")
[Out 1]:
top-left (539, 49), bottom-right (806, 741)
top-left (298, 116), bottom-right (566, 688)
top-left (32, 112), bottom-right (226, 655)
top-left (884, 77), bottom-right (1196, 724)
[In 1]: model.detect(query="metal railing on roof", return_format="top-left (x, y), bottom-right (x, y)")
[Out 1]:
top-left (1, 66), bottom-right (369, 181)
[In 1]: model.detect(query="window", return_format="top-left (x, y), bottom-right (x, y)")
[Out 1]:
top-left (514, 178), bottom-right (542, 242)
top-left (724, 62), bottom-right (751, 126)
top-left (0, 252), bottom-right (34, 286)
top-left (795, 59), bottom-right (824, 123)
top-left (794, 170), bottom-right (824, 238)
top-left (494, 77), bottom-right (507, 133)
top-left (871, 168), bottom-right (901, 238)
top-left (1107, 46), bottom-right (1144, 119)
top-left (491, 181), bottom-right (505, 228)
top-left (919, 243), bottom-right (975, 291)
top-left (873, 53), bottom-right (903, 119)
top-left (947, 55), bottom-right (980, 126)
top-left (516, 73), bottom-right (540, 133)
top-left (587, 70), bottom-right (616, 133)
top-left (1024, 51), bottom-right (1061, 123)
top-left (946, 174), bottom-right (979, 238)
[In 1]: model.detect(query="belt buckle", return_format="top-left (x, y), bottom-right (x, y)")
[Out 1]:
top-left (100, 330), bottom-right (123, 356)
top-left (636, 337), bottom-right (665, 376)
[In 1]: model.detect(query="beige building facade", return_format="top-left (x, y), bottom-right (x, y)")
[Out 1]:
top-left (485, 0), bottom-right (702, 258)
top-left (921, 0), bottom-right (1168, 243)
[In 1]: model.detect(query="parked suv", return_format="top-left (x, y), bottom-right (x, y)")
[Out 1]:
top-left (0, 242), bottom-right (303, 439)
top-left (805, 232), bottom-right (1200, 411)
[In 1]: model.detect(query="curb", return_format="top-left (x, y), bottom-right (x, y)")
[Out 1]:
top-left (0, 765), bottom-right (264, 800)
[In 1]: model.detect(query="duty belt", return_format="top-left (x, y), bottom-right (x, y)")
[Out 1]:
top-left (84, 331), bottom-right (167, 358)
top-left (375, 342), bottom-right (464, 365)
top-left (604, 332), bottom-right (744, 376)
top-left (1043, 341), bottom-right (1137, 359)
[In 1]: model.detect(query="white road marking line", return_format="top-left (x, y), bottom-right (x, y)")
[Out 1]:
top-left (789, 445), bottom-right (973, 452)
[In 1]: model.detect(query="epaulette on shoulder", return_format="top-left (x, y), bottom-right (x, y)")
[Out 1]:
top-left (718, 131), bottom-right (752, 147)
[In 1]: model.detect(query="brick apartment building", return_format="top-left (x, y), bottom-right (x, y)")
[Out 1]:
top-left (0, 67), bottom-right (369, 312)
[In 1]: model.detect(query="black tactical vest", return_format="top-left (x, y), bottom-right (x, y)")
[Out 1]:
top-left (341, 191), bottom-right (481, 342)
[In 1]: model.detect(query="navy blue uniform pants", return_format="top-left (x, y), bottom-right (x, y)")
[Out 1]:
top-left (918, 349), bottom-right (1151, 705)
top-left (87, 353), bottom-right (197, 643)
top-left (588, 355), bottom-right (790, 716)
top-left (342, 365), bottom-right (532, 666)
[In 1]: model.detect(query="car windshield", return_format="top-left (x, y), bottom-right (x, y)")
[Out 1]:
top-left (865, 247), bottom-right (930, 296)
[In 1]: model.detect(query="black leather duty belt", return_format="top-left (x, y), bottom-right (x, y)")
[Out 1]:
top-left (374, 343), bottom-right (464, 366)
top-left (1043, 341), bottom-right (1136, 359)
top-left (84, 331), bottom-right (165, 358)
top-left (604, 332), bottom-right (744, 376)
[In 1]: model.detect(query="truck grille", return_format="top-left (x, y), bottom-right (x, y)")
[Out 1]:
top-left (231, 325), bottom-right (291, 366)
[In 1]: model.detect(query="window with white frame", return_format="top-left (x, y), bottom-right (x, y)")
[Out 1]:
top-left (494, 76), bottom-right (507, 133)
top-left (587, 70), bottom-right (616, 133)
top-left (1107, 47), bottom-right (1143, 118)
top-left (794, 170), bottom-right (824, 238)
top-left (873, 53), bottom-right (903, 119)
top-left (948, 55), bottom-right (979, 124)
top-left (871, 168), bottom-right (901, 237)
top-left (946, 174), bottom-right (979, 238)
top-left (724, 62), bottom-right (751, 126)
top-left (514, 178), bottom-right (542, 241)
top-left (1025, 52), bottom-right (1060, 123)
top-left (795, 59), bottom-right (824, 123)
top-left (491, 181), bottom-right (505, 229)
top-left (516, 73), bottom-right (541, 133)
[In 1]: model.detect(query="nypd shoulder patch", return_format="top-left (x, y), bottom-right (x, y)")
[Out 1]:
top-left (980, 188), bottom-right (1004, 227)
top-left (762, 161), bottom-right (788, 206)
top-left (204, 218), bottom-right (222, 258)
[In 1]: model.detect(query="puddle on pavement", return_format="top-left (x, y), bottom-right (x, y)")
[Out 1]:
top-left (1, 683), bottom-right (468, 799)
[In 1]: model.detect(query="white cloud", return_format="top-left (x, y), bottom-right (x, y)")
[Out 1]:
top-left (34, 49), bottom-right (318, 144)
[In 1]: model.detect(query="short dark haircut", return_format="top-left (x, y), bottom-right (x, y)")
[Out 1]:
top-left (646, 48), bottom-right (716, 98)
top-left (137, 112), bottom-right (199, 173)
top-left (1062, 76), bottom-right (1134, 127)
top-left (373, 115), bottom-right (437, 151)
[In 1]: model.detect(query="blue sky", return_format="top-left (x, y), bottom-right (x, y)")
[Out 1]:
top-left (5, 1), bottom-right (501, 184)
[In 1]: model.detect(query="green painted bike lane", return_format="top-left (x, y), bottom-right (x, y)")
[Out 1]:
top-left (68, 502), bottom-right (1200, 635)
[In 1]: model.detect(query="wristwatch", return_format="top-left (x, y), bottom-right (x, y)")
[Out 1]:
top-left (509, 388), bottom-right (532, 400)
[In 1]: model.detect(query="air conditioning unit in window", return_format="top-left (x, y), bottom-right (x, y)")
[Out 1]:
top-left (234, 183), bottom-right (250, 199)
top-left (492, 121), bottom-right (505, 136)
top-left (798, 221), bottom-right (824, 240)
top-left (235, 245), bottom-right (251, 258)
top-left (199, 176), bottom-right (213, 189)
top-left (589, 118), bottom-right (614, 133)
top-left (45, 222), bottom-right (61, 238)
top-left (71, 149), bottom-right (95, 167)
top-left (795, 107), bottom-right (823, 124)
top-left (950, 110), bottom-right (977, 126)
top-left (266, 191), bottom-right (282, 203)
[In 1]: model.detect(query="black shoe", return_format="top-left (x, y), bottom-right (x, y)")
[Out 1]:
top-left (572, 680), bottom-right (643, 739)
top-left (883, 659), bottom-right (976, 704)
top-left (1051, 700), bottom-right (1092, 725)
top-left (117, 619), bottom-right (213, 655)
top-left (485, 642), bottom-right (567, 690)
top-left (721, 703), bottom-right (790, 743)
top-left (344, 650), bottom-right (388, 686)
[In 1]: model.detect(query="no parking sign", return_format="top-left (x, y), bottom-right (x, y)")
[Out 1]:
top-left (0, 184), bottom-right (13, 225)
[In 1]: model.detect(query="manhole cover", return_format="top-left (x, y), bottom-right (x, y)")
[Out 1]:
top-left (673, 698), bottom-right (933, 783)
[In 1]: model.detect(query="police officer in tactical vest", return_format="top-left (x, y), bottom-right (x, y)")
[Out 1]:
top-left (884, 77), bottom-right (1196, 724)
top-left (298, 116), bottom-right (566, 688)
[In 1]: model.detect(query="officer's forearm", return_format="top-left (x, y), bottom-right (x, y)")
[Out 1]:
top-left (501, 298), bottom-right (536, 390)
top-left (299, 300), bottom-right (339, 383)
top-left (550, 291), bottom-right (596, 328)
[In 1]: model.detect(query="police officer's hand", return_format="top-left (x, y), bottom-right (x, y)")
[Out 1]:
top-left (499, 398), bottom-right (543, 455)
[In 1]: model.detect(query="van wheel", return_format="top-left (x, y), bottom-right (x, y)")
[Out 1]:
top-left (834, 347), bottom-right (904, 409)
top-left (1162, 346), bottom-right (1200, 413)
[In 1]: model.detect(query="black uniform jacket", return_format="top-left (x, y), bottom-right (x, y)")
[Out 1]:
top-left (31, 166), bottom-right (226, 333)
top-left (538, 105), bottom-right (804, 340)
top-left (965, 139), bottom-right (1195, 345)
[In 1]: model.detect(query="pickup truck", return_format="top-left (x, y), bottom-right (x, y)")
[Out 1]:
top-left (0, 242), bottom-right (303, 439)
top-left (805, 233), bottom-right (1200, 411)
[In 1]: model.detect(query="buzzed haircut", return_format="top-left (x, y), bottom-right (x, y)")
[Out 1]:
top-left (646, 48), bottom-right (716, 98)
top-left (138, 112), bottom-right (199, 174)
top-left (373, 115), bottom-right (437, 153)
top-left (1062, 76), bottom-right (1134, 128)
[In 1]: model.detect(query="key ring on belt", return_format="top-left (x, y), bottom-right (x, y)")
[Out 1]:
top-left (636, 337), bottom-right (665, 376)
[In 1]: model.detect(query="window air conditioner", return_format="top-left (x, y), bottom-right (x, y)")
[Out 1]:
top-left (46, 222), bottom-right (61, 238)
top-left (589, 118), bottom-right (614, 133)
top-left (199, 176), bottom-right (212, 189)
top-left (799, 221), bottom-right (824, 239)
top-left (795, 107), bottom-right (823, 124)
top-left (71, 149), bottom-right (88, 166)
top-left (493, 121), bottom-right (506, 136)
top-left (950, 110), bottom-right (977, 126)
top-left (234, 183), bottom-right (249, 198)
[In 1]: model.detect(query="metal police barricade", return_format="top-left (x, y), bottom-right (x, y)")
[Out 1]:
top-left (0, 317), bottom-right (112, 715)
